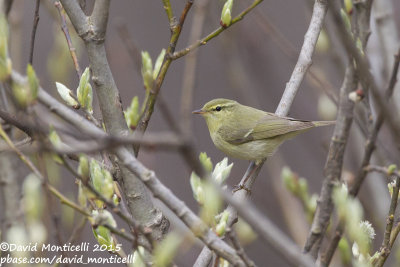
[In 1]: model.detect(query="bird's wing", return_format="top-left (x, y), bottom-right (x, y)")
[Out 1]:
top-left (219, 113), bottom-right (315, 145)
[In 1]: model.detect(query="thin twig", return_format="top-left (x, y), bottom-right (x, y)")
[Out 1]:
top-left (28, 0), bottom-right (40, 65)
top-left (319, 11), bottom-right (400, 267)
top-left (23, 82), bottom-right (243, 265)
top-left (0, 124), bottom-right (90, 217)
top-left (171, 0), bottom-right (264, 60)
top-left (54, 1), bottom-right (82, 78)
top-left (134, 0), bottom-right (194, 154)
top-left (365, 165), bottom-right (400, 267)
top-left (161, 0), bottom-right (175, 29)
top-left (60, 156), bottom-right (154, 252)
top-left (305, 63), bottom-right (357, 259)
top-left (321, 43), bottom-right (400, 267)
top-left (226, 228), bottom-right (255, 267)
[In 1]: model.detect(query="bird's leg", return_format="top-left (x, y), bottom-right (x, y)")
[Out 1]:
top-left (233, 161), bottom-right (258, 194)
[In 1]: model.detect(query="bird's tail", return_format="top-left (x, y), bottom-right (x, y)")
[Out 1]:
top-left (312, 121), bottom-right (336, 127)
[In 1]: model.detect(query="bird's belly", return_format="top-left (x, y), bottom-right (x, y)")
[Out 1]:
top-left (211, 134), bottom-right (279, 161)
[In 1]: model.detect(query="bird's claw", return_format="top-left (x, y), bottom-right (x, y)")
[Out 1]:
top-left (233, 183), bottom-right (251, 194)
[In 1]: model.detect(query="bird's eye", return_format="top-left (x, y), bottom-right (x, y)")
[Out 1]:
top-left (215, 106), bottom-right (222, 111)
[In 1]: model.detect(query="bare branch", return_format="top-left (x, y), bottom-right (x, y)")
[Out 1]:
top-left (28, 0), bottom-right (40, 65)
top-left (171, 0), bottom-right (263, 60)
top-left (54, 1), bottom-right (82, 78)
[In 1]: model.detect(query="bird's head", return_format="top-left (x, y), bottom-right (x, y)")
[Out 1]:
top-left (193, 98), bottom-right (239, 131)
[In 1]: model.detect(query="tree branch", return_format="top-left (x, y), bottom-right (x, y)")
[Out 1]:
top-left (171, 0), bottom-right (264, 60)
top-left (60, 0), bottom-right (170, 241)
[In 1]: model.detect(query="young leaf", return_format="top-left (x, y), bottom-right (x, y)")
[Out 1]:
top-left (26, 64), bottom-right (39, 101)
top-left (153, 49), bottom-right (166, 80)
top-left (77, 67), bottom-right (93, 114)
top-left (56, 82), bottom-right (79, 108)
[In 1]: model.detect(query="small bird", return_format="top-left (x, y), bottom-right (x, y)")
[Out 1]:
top-left (193, 98), bottom-right (335, 164)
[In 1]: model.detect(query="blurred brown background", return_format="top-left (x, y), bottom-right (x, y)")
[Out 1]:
top-left (3, 0), bottom-right (400, 266)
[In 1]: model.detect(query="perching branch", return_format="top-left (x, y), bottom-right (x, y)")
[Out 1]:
top-left (13, 76), bottom-right (243, 265)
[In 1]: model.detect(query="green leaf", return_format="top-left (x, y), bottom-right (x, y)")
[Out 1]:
top-left (199, 152), bottom-right (213, 173)
top-left (124, 96), bottom-right (140, 129)
top-left (220, 0), bottom-right (233, 27)
top-left (153, 49), bottom-right (166, 80)
top-left (23, 173), bottom-right (43, 222)
top-left (190, 172), bottom-right (204, 204)
top-left (141, 51), bottom-right (153, 90)
top-left (153, 232), bottom-right (183, 267)
top-left (56, 82), bottom-right (79, 107)
top-left (26, 64), bottom-right (39, 101)
top-left (212, 157), bottom-right (233, 184)
top-left (78, 154), bottom-right (90, 184)
top-left (77, 67), bottom-right (93, 114)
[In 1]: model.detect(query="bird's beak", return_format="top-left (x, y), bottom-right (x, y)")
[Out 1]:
top-left (192, 109), bottom-right (205, 114)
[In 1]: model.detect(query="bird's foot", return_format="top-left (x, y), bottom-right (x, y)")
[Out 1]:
top-left (233, 183), bottom-right (251, 194)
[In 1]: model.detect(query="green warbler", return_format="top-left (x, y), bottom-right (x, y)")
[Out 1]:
top-left (193, 98), bottom-right (335, 163)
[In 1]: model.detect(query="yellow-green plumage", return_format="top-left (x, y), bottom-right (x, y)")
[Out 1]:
top-left (193, 98), bottom-right (335, 163)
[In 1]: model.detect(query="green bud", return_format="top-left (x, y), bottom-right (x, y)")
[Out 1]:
top-left (56, 82), bottom-right (79, 108)
top-left (124, 96), bottom-right (140, 129)
top-left (153, 49), bottom-right (166, 80)
top-left (344, 0), bottom-right (353, 15)
top-left (112, 194), bottom-right (120, 206)
top-left (28, 221), bottom-right (47, 245)
top-left (141, 51), bottom-right (153, 90)
top-left (89, 159), bottom-right (104, 208)
top-left (6, 224), bottom-right (29, 258)
top-left (282, 167), bottom-right (297, 194)
top-left (220, 0), bottom-right (233, 27)
top-left (340, 9), bottom-right (351, 33)
top-left (153, 232), bottom-right (183, 267)
top-left (219, 259), bottom-right (230, 267)
top-left (338, 238), bottom-right (352, 265)
top-left (11, 80), bottom-right (29, 108)
top-left (77, 180), bottom-right (87, 207)
top-left (387, 164), bottom-right (397, 175)
top-left (235, 218), bottom-right (257, 245)
top-left (308, 194), bottom-right (318, 215)
top-left (212, 157), bottom-right (233, 184)
top-left (316, 30), bottom-right (330, 53)
top-left (388, 180), bottom-right (395, 198)
top-left (298, 178), bottom-right (308, 196)
top-left (215, 210), bottom-right (229, 236)
top-left (92, 210), bottom-right (116, 250)
top-left (199, 152), bottom-right (213, 173)
top-left (132, 246), bottom-right (146, 267)
top-left (101, 168), bottom-right (114, 200)
top-left (190, 171), bottom-right (204, 205)
top-left (78, 154), bottom-right (90, 184)
top-left (200, 181), bottom-right (222, 224)
top-left (26, 64), bottom-right (39, 101)
top-left (77, 67), bottom-right (93, 114)
top-left (49, 127), bottom-right (62, 149)
top-left (318, 94), bottom-right (337, 121)
top-left (23, 173), bottom-right (43, 222)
